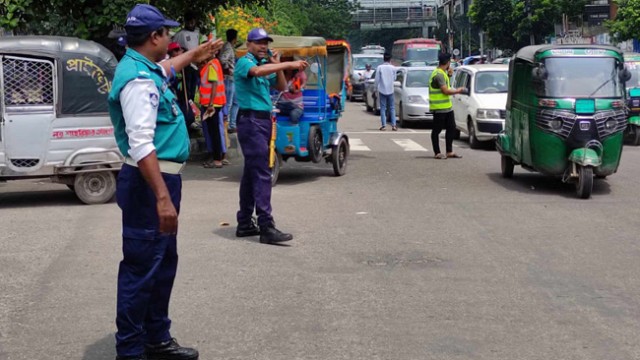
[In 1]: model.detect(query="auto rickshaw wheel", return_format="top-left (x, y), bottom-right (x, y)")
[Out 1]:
top-left (501, 155), bottom-right (514, 178)
top-left (332, 137), bottom-right (349, 176)
top-left (74, 168), bottom-right (116, 204)
top-left (270, 152), bottom-right (282, 187)
top-left (576, 165), bottom-right (594, 199)
top-left (309, 126), bottom-right (323, 163)
top-left (634, 128), bottom-right (640, 146)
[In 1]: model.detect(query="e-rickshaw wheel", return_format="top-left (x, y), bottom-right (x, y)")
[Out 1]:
top-left (74, 168), bottom-right (116, 204)
top-left (270, 152), bottom-right (282, 187)
top-left (501, 155), bottom-right (514, 178)
top-left (576, 165), bottom-right (593, 199)
top-left (309, 126), bottom-right (323, 163)
top-left (332, 137), bottom-right (349, 176)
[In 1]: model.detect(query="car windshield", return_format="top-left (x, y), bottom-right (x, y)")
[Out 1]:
top-left (543, 57), bottom-right (624, 98)
top-left (625, 61), bottom-right (640, 89)
top-left (353, 57), bottom-right (383, 70)
top-left (406, 70), bottom-right (432, 88)
top-left (406, 48), bottom-right (439, 63)
top-left (475, 71), bottom-right (509, 93)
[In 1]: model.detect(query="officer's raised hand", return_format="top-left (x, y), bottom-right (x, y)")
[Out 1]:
top-left (192, 39), bottom-right (225, 64)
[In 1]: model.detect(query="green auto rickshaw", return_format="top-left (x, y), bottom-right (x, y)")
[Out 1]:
top-left (623, 52), bottom-right (640, 145)
top-left (497, 45), bottom-right (631, 199)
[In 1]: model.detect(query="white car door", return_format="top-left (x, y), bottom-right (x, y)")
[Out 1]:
top-left (452, 71), bottom-right (470, 131)
top-left (394, 69), bottom-right (405, 112)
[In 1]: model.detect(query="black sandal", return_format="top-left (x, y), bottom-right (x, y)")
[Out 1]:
top-left (379, 126), bottom-right (386, 131)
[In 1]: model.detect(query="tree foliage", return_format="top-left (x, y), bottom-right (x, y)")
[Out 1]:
top-left (469, 0), bottom-right (583, 50)
top-left (606, 0), bottom-right (640, 43)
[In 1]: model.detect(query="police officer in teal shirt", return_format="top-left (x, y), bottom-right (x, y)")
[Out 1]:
top-left (234, 28), bottom-right (308, 244)
top-left (108, 4), bottom-right (222, 360)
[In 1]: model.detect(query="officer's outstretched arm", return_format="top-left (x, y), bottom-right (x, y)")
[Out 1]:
top-left (161, 39), bottom-right (224, 75)
top-left (249, 61), bottom-right (308, 78)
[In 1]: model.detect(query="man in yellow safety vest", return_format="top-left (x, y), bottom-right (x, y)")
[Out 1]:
top-left (429, 52), bottom-right (466, 159)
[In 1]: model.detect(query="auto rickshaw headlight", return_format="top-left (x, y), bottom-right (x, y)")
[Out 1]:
top-left (550, 118), bottom-right (563, 130)
top-left (604, 118), bottom-right (617, 131)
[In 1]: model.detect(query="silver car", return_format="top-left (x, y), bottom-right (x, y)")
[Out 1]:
top-left (393, 66), bottom-right (435, 127)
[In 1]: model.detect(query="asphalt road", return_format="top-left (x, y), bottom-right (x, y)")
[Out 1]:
top-left (2, 102), bottom-right (640, 360)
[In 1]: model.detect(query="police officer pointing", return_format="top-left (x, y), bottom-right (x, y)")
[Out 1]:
top-left (234, 28), bottom-right (308, 244)
top-left (108, 4), bottom-right (223, 360)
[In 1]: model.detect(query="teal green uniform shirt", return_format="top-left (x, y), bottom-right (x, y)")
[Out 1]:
top-left (108, 48), bottom-right (190, 163)
top-left (234, 54), bottom-right (277, 112)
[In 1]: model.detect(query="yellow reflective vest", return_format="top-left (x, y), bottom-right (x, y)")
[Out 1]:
top-left (429, 68), bottom-right (453, 111)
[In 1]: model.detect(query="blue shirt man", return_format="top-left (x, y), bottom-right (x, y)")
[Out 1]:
top-left (233, 28), bottom-right (308, 244)
top-left (107, 4), bottom-right (222, 360)
top-left (374, 53), bottom-right (398, 131)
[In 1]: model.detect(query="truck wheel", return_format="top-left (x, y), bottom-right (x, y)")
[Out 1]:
top-left (501, 155), bottom-right (514, 178)
top-left (576, 165), bottom-right (593, 199)
top-left (332, 137), bottom-right (349, 176)
top-left (74, 169), bottom-right (116, 204)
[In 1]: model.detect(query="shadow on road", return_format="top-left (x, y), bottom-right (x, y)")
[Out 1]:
top-left (82, 333), bottom-right (115, 360)
top-left (486, 172), bottom-right (611, 198)
top-left (0, 189), bottom-right (88, 208)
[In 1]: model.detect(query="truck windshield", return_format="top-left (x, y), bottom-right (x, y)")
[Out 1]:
top-left (406, 48), bottom-right (439, 63)
top-left (353, 57), bottom-right (383, 70)
top-left (543, 57), bottom-right (624, 98)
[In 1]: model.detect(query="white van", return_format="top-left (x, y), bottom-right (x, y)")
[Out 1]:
top-left (0, 36), bottom-right (123, 204)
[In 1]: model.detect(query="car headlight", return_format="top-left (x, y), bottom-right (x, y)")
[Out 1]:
top-left (476, 109), bottom-right (501, 119)
top-left (407, 95), bottom-right (427, 104)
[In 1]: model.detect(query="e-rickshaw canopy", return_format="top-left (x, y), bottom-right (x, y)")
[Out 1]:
top-left (0, 36), bottom-right (117, 114)
top-left (236, 35), bottom-right (327, 58)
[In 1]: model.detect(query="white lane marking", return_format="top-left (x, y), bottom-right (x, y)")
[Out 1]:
top-left (347, 130), bottom-right (432, 134)
top-left (350, 138), bottom-right (371, 151)
top-left (392, 139), bottom-right (429, 152)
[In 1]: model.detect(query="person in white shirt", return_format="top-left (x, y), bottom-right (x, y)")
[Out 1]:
top-left (374, 53), bottom-right (398, 131)
top-left (362, 63), bottom-right (374, 81)
top-left (172, 11), bottom-right (201, 51)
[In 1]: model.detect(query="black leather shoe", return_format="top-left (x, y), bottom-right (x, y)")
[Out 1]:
top-left (144, 338), bottom-right (198, 360)
top-left (116, 356), bottom-right (145, 360)
top-left (236, 218), bottom-right (260, 237)
top-left (259, 226), bottom-right (293, 244)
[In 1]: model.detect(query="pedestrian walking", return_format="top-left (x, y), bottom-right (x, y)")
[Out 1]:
top-left (108, 4), bottom-right (222, 360)
top-left (375, 53), bottom-right (398, 131)
top-left (220, 28), bottom-right (239, 133)
top-left (429, 52), bottom-right (466, 159)
top-left (234, 28), bottom-right (308, 244)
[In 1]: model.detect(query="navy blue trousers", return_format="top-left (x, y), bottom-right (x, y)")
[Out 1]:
top-left (115, 164), bottom-right (182, 357)
top-left (236, 111), bottom-right (274, 227)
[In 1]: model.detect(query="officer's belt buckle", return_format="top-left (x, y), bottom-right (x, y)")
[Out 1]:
top-left (125, 157), bottom-right (185, 175)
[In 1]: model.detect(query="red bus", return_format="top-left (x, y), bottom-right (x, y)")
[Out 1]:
top-left (391, 38), bottom-right (443, 66)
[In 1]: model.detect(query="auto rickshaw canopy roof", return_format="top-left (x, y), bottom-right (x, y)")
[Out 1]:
top-left (516, 44), bottom-right (624, 63)
top-left (236, 35), bottom-right (327, 58)
top-left (0, 36), bottom-right (117, 65)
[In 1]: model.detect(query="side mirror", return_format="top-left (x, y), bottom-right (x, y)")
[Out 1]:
top-left (394, 81), bottom-right (401, 87)
top-left (620, 67), bottom-right (632, 83)
top-left (532, 66), bottom-right (548, 81)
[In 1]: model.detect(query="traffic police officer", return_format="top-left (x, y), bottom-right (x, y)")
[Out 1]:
top-left (108, 4), bottom-right (222, 360)
top-left (429, 52), bottom-right (466, 159)
top-left (234, 28), bottom-right (308, 244)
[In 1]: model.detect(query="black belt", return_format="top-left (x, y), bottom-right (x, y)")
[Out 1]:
top-left (239, 109), bottom-right (271, 120)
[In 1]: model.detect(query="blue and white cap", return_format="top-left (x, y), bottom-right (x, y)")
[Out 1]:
top-left (247, 28), bottom-right (274, 42)
top-left (125, 4), bottom-right (180, 35)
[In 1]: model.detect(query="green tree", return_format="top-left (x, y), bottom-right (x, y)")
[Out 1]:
top-left (468, 0), bottom-right (519, 49)
top-left (606, 0), bottom-right (640, 43)
top-left (297, 0), bottom-right (357, 39)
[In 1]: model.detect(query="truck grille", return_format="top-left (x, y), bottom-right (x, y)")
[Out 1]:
top-left (10, 158), bottom-right (40, 168)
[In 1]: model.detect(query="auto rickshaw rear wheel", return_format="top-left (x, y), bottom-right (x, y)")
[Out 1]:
top-left (270, 152), bottom-right (282, 187)
top-left (74, 168), bottom-right (116, 204)
top-left (309, 126), bottom-right (323, 163)
top-left (501, 155), bottom-right (514, 178)
top-left (576, 165), bottom-right (593, 199)
top-left (332, 137), bottom-right (349, 176)
top-left (634, 128), bottom-right (640, 146)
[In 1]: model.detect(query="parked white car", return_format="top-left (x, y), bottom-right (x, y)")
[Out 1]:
top-left (451, 64), bottom-right (509, 148)
top-left (393, 66), bottom-right (435, 127)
